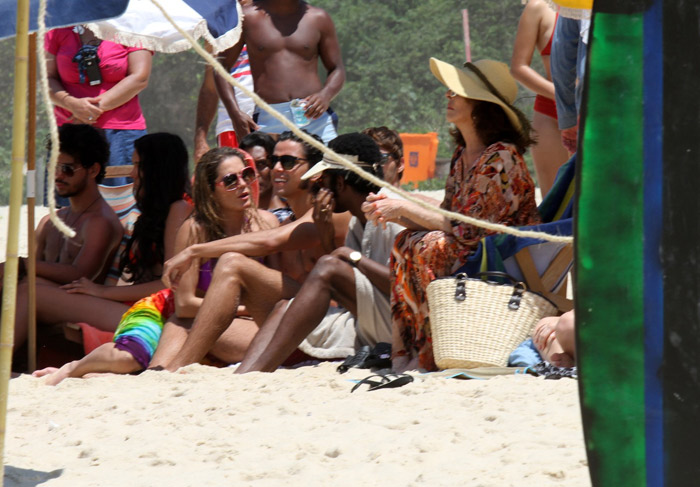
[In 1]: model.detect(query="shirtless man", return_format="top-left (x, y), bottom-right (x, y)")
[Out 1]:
top-left (151, 131), bottom-right (351, 369)
top-left (215, 0), bottom-right (345, 144)
top-left (8, 124), bottom-right (123, 348)
top-left (235, 132), bottom-right (405, 373)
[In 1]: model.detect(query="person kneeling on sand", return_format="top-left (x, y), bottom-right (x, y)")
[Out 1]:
top-left (235, 132), bottom-right (406, 373)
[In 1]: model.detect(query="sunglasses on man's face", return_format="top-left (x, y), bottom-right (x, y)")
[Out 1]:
top-left (254, 157), bottom-right (272, 171)
top-left (56, 163), bottom-right (84, 177)
top-left (216, 166), bottom-right (257, 191)
top-left (269, 154), bottom-right (308, 170)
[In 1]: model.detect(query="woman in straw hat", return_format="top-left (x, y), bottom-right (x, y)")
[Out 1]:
top-left (363, 58), bottom-right (540, 372)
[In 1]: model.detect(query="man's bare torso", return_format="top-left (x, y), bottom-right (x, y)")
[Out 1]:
top-left (242, 1), bottom-right (327, 102)
top-left (37, 202), bottom-right (123, 283)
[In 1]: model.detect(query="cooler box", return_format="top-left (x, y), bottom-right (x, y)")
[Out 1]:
top-left (399, 132), bottom-right (439, 187)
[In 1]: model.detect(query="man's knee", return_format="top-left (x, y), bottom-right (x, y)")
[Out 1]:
top-left (214, 252), bottom-right (251, 280)
top-left (311, 254), bottom-right (348, 283)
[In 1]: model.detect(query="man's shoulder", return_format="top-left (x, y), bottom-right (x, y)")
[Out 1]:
top-left (305, 4), bottom-right (334, 24)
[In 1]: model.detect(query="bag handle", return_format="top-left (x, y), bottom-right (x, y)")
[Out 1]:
top-left (454, 271), bottom-right (527, 310)
top-left (474, 271), bottom-right (522, 286)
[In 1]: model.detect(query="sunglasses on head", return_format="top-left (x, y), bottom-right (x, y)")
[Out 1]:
top-left (269, 154), bottom-right (308, 170)
top-left (216, 166), bottom-right (257, 191)
top-left (56, 163), bottom-right (84, 177)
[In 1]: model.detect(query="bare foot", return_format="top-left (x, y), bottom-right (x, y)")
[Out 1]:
top-left (550, 352), bottom-right (575, 368)
top-left (34, 362), bottom-right (77, 386)
top-left (31, 367), bottom-right (60, 378)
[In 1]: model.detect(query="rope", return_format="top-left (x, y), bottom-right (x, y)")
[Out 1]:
top-left (35, 0), bottom-right (572, 245)
top-left (149, 0), bottom-right (572, 244)
top-left (37, 0), bottom-right (75, 238)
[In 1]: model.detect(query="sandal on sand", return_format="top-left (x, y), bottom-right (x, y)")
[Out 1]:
top-left (337, 342), bottom-right (392, 374)
top-left (350, 373), bottom-right (414, 392)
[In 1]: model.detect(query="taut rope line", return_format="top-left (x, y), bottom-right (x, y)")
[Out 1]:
top-left (35, 0), bottom-right (573, 244)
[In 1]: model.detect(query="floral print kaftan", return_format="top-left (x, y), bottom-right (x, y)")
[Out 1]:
top-left (390, 142), bottom-right (540, 371)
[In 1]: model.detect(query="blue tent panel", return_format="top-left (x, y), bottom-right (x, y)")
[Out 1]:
top-left (0, 0), bottom-right (129, 40)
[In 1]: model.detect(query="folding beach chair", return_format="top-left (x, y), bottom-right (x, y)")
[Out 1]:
top-left (455, 154), bottom-right (576, 313)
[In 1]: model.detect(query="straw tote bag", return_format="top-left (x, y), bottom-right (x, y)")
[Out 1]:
top-left (426, 272), bottom-right (558, 369)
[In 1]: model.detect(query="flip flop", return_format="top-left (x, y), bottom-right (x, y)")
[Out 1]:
top-left (350, 373), bottom-right (414, 392)
top-left (336, 342), bottom-right (392, 374)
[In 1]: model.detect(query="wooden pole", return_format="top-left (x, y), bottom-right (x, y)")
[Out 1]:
top-left (1, 0), bottom-right (30, 480)
top-left (27, 33), bottom-right (37, 372)
top-left (462, 9), bottom-right (472, 63)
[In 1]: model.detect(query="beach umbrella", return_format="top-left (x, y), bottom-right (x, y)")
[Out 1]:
top-left (87, 0), bottom-right (242, 54)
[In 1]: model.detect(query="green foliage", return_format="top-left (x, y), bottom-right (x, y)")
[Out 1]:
top-left (0, 0), bottom-right (536, 204)
top-left (402, 176), bottom-right (447, 192)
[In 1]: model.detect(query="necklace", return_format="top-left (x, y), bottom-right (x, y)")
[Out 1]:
top-left (65, 195), bottom-right (101, 230)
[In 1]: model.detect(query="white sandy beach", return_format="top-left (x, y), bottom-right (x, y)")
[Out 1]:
top-left (1, 202), bottom-right (588, 486)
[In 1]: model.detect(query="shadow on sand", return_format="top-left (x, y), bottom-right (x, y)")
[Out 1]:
top-left (4, 466), bottom-right (63, 487)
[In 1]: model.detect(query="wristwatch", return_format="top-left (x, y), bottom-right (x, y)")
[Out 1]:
top-left (348, 251), bottom-right (362, 267)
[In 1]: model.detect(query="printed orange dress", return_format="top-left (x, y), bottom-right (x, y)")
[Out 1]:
top-left (390, 141), bottom-right (541, 371)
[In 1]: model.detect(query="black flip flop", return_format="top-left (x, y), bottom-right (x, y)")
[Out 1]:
top-left (350, 373), bottom-right (414, 392)
top-left (336, 342), bottom-right (392, 374)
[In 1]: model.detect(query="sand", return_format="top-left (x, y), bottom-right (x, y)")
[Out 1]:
top-left (6, 363), bottom-right (589, 487)
top-left (1, 203), bottom-right (588, 486)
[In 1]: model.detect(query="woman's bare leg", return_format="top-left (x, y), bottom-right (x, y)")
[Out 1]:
top-left (15, 282), bottom-right (130, 348)
top-left (148, 316), bottom-right (193, 368)
top-left (165, 252), bottom-right (299, 371)
top-left (532, 312), bottom-right (575, 367)
top-left (531, 111), bottom-right (570, 197)
top-left (32, 342), bottom-right (140, 385)
top-left (208, 317), bottom-right (260, 364)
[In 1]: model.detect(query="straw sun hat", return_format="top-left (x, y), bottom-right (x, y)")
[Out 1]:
top-left (429, 57), bottom-right (527, 136)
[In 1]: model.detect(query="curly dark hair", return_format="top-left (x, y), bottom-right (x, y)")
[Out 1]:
top-left (119, 133), bottom-right (191, 283)
top-left (239, 132), bottom-right (275, 156)
top-left (449, 100), bottom-right (536, 154)
top-left (276, 130), bottom-right (324, 167)
top-left (54, 124), bottom-right (110, 183)
top-left (325, 132), bottom-right (383, 195)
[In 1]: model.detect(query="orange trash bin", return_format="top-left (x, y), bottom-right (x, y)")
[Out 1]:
top-left (399, 132), bottom-right (439, 187)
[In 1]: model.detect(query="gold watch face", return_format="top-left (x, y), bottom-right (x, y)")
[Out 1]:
top-left (349, 251), bottom-right (362, 263)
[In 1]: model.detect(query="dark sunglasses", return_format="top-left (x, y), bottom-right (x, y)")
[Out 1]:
top-left (56, 163), bottom-right (85, 177)
top-left (253, 157), bottom-right (272, 170)
top-left (216, 166), bottom-right (257, 191)
top-left (269, 154), bottom-right (308, 170)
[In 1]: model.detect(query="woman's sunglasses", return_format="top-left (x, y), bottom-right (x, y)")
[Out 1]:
top-left (269, 154), bottom-right (308, 170)
top-left (56, 163), bottom-right (85, 177)
top-left (216, 166), bottom-right (257, 191)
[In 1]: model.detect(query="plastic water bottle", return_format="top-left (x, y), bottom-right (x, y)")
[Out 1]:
top-left (290, 98), bottom-right (310, 127)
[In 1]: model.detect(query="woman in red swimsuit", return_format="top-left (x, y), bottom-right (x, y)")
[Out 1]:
top-left (511, 0), bottom-right (570, 197)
